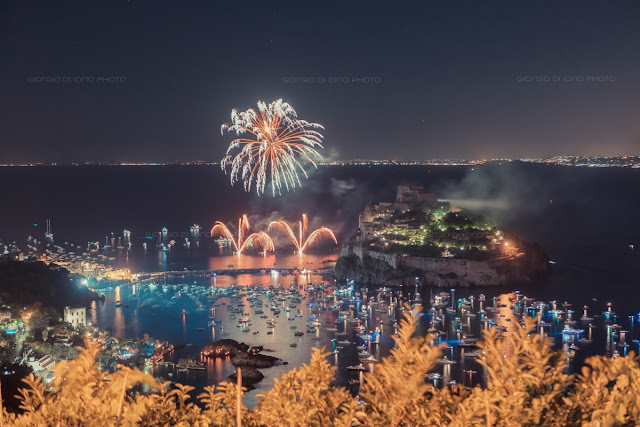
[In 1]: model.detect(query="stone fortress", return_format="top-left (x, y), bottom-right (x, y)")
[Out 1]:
top-left (341, 186), bottom-right (549, 287)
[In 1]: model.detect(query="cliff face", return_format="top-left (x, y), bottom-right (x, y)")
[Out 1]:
top-left (335, 242), bottom-right (550, 287)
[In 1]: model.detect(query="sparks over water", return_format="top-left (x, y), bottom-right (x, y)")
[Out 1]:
top-left (211, 215), bottom-right (275, 254)
top-left (268, 213), bottom-right (338, 253)
top-left (220, 99), bottom-right (325, 196)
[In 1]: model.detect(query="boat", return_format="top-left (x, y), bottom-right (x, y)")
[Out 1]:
top-left (346, 364), bottom-right (367, 371)
top-left (294, 331), bottom-right (304, 336)
top-left (177, 358), bottom-right (206, 371)
top-left (290, 343), bottom-right (297, 347)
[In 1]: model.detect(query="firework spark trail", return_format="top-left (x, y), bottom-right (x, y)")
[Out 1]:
top-left (302, 213), bottom-right (308, 236)
top-left (301, 227), bottom-right (337, 252)
top-left (268, 214), bottom-right (337, 253)
top-left (268, 221), bottom-right (301, 252)
top-left (211, 217), bottom-right (274, 254)
top-left (211, 221), bottom-right (238, 251)
top-left (221, 99), bottom-right (325, 196)
top-left (239, 232), bottom-right (274, 253)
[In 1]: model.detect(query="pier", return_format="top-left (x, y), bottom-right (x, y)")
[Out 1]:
top-left (136, 267), bottom-right (332, 283)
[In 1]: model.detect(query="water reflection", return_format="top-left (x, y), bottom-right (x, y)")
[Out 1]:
top-left (114, 286), bottom-right (124, 336)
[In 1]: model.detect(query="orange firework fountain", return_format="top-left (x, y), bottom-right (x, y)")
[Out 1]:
top-left (211, 215), bottom-right (275, 255)
top-left (268, 213), bottom-right (338, 253)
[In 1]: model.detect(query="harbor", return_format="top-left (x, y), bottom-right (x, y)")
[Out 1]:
top-left (81, 264), bottom-right (640, 405)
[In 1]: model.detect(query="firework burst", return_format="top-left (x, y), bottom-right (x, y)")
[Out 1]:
top-left (211, 215), bottom-right (274, 254)
top-left (268, 213), bottom-right (337, 253)
top-left (220, 99), bottom-right (325, 196)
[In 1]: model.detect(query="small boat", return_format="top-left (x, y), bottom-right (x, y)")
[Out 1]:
top-left (197, 328), bottom-right (205, 332)
top-left (346, 364), bottom-right (367, 371)
top-left (294, 331), bottom-right (304, 336)
top-left (290, 343), bottom-right (297, 347)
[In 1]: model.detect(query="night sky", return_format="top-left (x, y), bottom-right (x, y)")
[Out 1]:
top-left (1, 1), bottom-right (639, 163)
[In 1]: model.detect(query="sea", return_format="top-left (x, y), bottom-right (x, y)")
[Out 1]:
top-left (1, 163), bottom-right (639, 403)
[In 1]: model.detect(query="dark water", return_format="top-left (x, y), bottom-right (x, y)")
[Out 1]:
top-left (1, 163), bottom-right (640, 400)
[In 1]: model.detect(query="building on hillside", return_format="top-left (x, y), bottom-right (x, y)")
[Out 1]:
top-left (25, 353), bottom-right (56, 374)
top-left (358, 186), bottom-right (439, 240)
top-left (64, 306), bottom-right (86, 327)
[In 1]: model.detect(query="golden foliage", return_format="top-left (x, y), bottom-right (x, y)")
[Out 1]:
top-left (250, 347), bottom-right (363, 426)
top-left (359, 306), bottom-right (448, 426)
top-left (5, 313), bottom-right (640, 426)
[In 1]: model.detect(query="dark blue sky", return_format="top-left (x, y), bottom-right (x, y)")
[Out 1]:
top-left (1, 1), bottom-right (639, 162)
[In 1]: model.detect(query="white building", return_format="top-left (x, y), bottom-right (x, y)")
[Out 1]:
top-left (26, 353), bottom-right (56, 373)
top-left (64, 306), bottom-right (87, 327)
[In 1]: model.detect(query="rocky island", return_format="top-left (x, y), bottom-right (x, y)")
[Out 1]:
top-left (335, 186), bottom-right (550, 287)
top-left (201, 339), bottom-right (287, 388)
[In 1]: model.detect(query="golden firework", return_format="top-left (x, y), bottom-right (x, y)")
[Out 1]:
top-left (221, 99), bottom-right (325, 196)
top-left (211, 215), bottom-right (275, 254)
top-left (268, 213), bottom-right (337, 253)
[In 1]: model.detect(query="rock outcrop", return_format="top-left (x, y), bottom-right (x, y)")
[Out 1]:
top-left (228, 366), bottom-right (264, 390)
top-left (336, 242), bottom-right (550, 288)
top-left (203, 339), bottom-right (287, 368)
top-left (201, 339), bottom-right (249, 358)
top-left (231, 352), bottom-right (287, 368)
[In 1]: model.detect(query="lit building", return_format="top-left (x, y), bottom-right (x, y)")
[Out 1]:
top-left (25, 353), bottom-right (56, 374)
top-left (123, 229), bottom-right (131, 243)
top-left (190, 224), bottom-right (201, 238)
top-left (358, 186), bottom-right (439, 240)
top-left (64, 306), bottom-right (87, 327)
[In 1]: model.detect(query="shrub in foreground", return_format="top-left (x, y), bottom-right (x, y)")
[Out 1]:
top-left (3, 309), bottom-right (640, 426)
